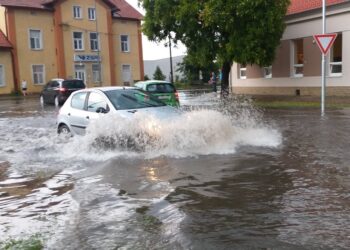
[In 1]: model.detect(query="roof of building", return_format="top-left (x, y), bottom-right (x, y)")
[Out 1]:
top-left (111, 0), bottom-right (143, 20)
top-left (0, 30), bottom-right (12, 48)
top-left (0, 0), bottom-right (143, 20)
top-left (287, 0), bottom-right (346, 15)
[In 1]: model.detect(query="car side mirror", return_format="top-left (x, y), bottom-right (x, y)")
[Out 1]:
top-left (96, 107), bottom-right (108, 114)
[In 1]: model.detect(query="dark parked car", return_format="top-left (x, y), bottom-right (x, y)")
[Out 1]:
top-left (40, 79), bottom-right (85, 106)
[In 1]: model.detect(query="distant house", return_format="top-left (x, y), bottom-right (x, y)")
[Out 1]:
top-left (230, 0), bottom-right (350, 96)
top-left (0, 0), bottom-right (144, 95)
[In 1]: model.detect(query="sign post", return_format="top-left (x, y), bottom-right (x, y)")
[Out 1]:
top-left (314, 0), bottom-right (338, 116)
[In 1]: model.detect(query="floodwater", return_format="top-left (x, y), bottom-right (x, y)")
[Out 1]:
top-left (0, 91), bottom-right (349, 249)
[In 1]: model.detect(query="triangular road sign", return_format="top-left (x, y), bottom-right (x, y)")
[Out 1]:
top-left (313, 34), bottom-right (337, 55)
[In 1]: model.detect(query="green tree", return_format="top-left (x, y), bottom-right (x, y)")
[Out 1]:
top-left (144, 74), bottom-right (150, 80)
top-left (153, 66), bottom-right (166, 80)
top-left (140, 0), bottom-right (290, 94)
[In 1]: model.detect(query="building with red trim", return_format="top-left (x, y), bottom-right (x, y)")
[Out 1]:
top-left (0, 0), bottom-right (144, 95)
top-left (231, 0), bottom-right (350, 96)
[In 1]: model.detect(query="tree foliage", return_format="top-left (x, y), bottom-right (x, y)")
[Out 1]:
top-left (153, 66), bottom-right (166, 80)
top-left (140, 0), bottom-right (290, 91)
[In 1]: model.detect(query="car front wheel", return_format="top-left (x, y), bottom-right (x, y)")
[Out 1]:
top-left (58, 124), bottom-right (71, 135)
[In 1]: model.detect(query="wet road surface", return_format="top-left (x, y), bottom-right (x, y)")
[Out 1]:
top-left (0, 92), bottom-right (350, 249)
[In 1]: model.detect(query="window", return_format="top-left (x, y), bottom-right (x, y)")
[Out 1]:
top-left (90, 32), bottom-right (99, 51)
top-left (71, 92), bottom-right (87, 110)
top-left (293, 39), bottom-right (304, 77)
top-left (0, 65), bottom-right (4, 87)
top-left (263, 66), bottom-right (272, 78)
top-left (73, 32), bottom-right (84, 50)
top-left (87, 92), bottom-right (108, 113)
top-left (88, 8), bottom-right (96, 20)
top-left (239, 65), bottom-right (247, 79)
top-left (92, 64), bottom-right (101, 83)
top-left (330, 33), bottom-right (342, 76)
top-left (122, 64), bottom-right (131, 85)
top-left (120, 35), bottom-right (130, 52)
top-left (32, 65), bottom-right (45, 84)
top-left (29, 29), bottom-right (42, 50)
top-left (73, 6), bottom-right (82, 19)
top-left (75, 64), bottom-right (86, 83)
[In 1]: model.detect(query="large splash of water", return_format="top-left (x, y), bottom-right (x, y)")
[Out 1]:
top-left (62, 95), bottom-right (282, 159)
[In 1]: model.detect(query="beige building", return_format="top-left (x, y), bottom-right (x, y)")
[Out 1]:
top-left (230, 0), bottom-right (350, 96)
top-left (0, 0), bottom-right (144, 95)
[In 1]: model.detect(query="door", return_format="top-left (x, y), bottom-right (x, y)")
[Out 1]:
top-left (67, 91), bottom-right (89, 135)
top-left (75, 64), bottom-right (86, 84)
top-left (122, 64), bottom-right (131, 86)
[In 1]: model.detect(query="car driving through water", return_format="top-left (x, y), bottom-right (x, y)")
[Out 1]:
top-left (134, 80), bottom-right (180, 107)
top-left (40, 78), bottom-right (86, 106)
top-left (56, 87), bottom-right (181, 136)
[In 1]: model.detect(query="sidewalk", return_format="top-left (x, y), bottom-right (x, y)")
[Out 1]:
top-left (0, 94), bottom-right (39, 101)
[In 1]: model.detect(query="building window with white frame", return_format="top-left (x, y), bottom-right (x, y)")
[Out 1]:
top-left (120, 35), bottom-right (130, 52)
top-left (122, 64), bottom-right (131, 85)
top-left (239, 64), bottom-right (247, 79)
top-left (29, 29), bottom-right (42, 50)
top-left (329, 33), bottom-right (342, 76)
top-left (0, 65), bottom-right (5, 87)
top-left (32, 65), bottom-right (45, 84)
top-left (73, 6), bottom-right (82, 19)
top-left (92, 64), bottom-right (101, 83)
top-left (88, 7), bottom-right (96, 20)
top-left (263, 66), bottom-right (272, 78)
top-left (90, 32), bottom-right (99, 51)
top-left (73, 32), bottom-right (84, 50)
top-left (293, 39), bottom-right (304, 77)
top-left (75, 64), bottom-right (86, 83)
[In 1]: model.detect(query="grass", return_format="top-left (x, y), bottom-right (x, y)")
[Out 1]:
top-left (0, 235), bottom-right (43, 250)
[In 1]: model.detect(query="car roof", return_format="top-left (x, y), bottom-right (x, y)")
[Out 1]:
top-left (136, 80), bottom-right (171, 85)
top-left (74, 86), bottom-right (137, 93)
top-left (51, 78), bottom-right (83, 82)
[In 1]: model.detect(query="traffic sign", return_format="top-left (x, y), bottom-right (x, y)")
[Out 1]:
top-left (313, 34), bottom-right (337, 55)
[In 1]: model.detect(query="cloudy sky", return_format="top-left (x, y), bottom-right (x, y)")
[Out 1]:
top-left (125, 0), bottom-right (187, 61)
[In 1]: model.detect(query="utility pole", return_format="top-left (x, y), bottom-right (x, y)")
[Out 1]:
top-left (95, 0), bottom-right (102, 86)
top-left (321, 0), bottom-right (326, 116)
top-left (169, 35), bottom-right (174, 84)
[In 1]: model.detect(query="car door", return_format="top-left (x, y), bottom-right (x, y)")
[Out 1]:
top-left (86, 91), bottom-right (110, 121)
top-left (67, 91), bottom-right (90, 135)
top-left (49, 81), bottom-right (60, 103)
top-left (41, 82), bottom-right (51, 102)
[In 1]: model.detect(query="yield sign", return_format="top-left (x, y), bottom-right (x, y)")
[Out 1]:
top-left (313, 34), bottom-right (337, 55)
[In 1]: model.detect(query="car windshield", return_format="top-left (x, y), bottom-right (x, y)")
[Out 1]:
top-left (104, 89), bottom-right (166, 110)
top-left (146, 83), bottom-right (175, 93)
top-left (63, 80), bottom-right (85, 89)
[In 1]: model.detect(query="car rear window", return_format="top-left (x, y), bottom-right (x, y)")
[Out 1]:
top-left (104, 89), bottom-right (166, 110)
top-left (146, 83), bottom-right (175, 93)
top-left (63, 80), bottom-right (85, 89)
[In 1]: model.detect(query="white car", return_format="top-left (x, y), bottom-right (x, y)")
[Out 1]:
top-left (56, 87), bottom-right (180, 135)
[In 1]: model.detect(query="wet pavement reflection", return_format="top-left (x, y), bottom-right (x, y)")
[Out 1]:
top-left (0, 92), bottom-right (349, 249)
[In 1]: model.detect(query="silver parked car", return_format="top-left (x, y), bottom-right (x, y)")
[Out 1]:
top-left (56, 87), bottom-right (180, 135)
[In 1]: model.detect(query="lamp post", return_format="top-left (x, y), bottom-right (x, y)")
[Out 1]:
top-left (169, 35), bottom-right (174, 84)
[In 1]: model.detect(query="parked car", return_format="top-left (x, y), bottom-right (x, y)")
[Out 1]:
top-left (56, 87), bottom-right (180, 135)
top-left (134, 80), bottom-right (180, 107)
top-left (40, 79), bottom-right (85, 106)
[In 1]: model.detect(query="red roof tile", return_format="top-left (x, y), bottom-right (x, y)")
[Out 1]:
top-left (0, 0), bottom-right (143, 20)
top-left (287, 0), bottom-right (346, 15)
top-left (111, 0), bottom-right (143, 20)
top-left (0, 29), bottom-right (12, 48)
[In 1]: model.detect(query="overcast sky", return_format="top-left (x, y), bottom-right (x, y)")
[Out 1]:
top-left (125, 0), bottom-right (187, 61)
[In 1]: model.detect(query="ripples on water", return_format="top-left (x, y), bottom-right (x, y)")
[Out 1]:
top-left (1, 93), bottom-right (349, 249)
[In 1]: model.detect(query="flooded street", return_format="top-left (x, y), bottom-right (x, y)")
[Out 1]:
top-left (0, 91), bottom-right (349, 249)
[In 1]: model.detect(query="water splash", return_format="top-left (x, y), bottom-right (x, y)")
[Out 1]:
top-left (61, 95), bottom-right (282, 159)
